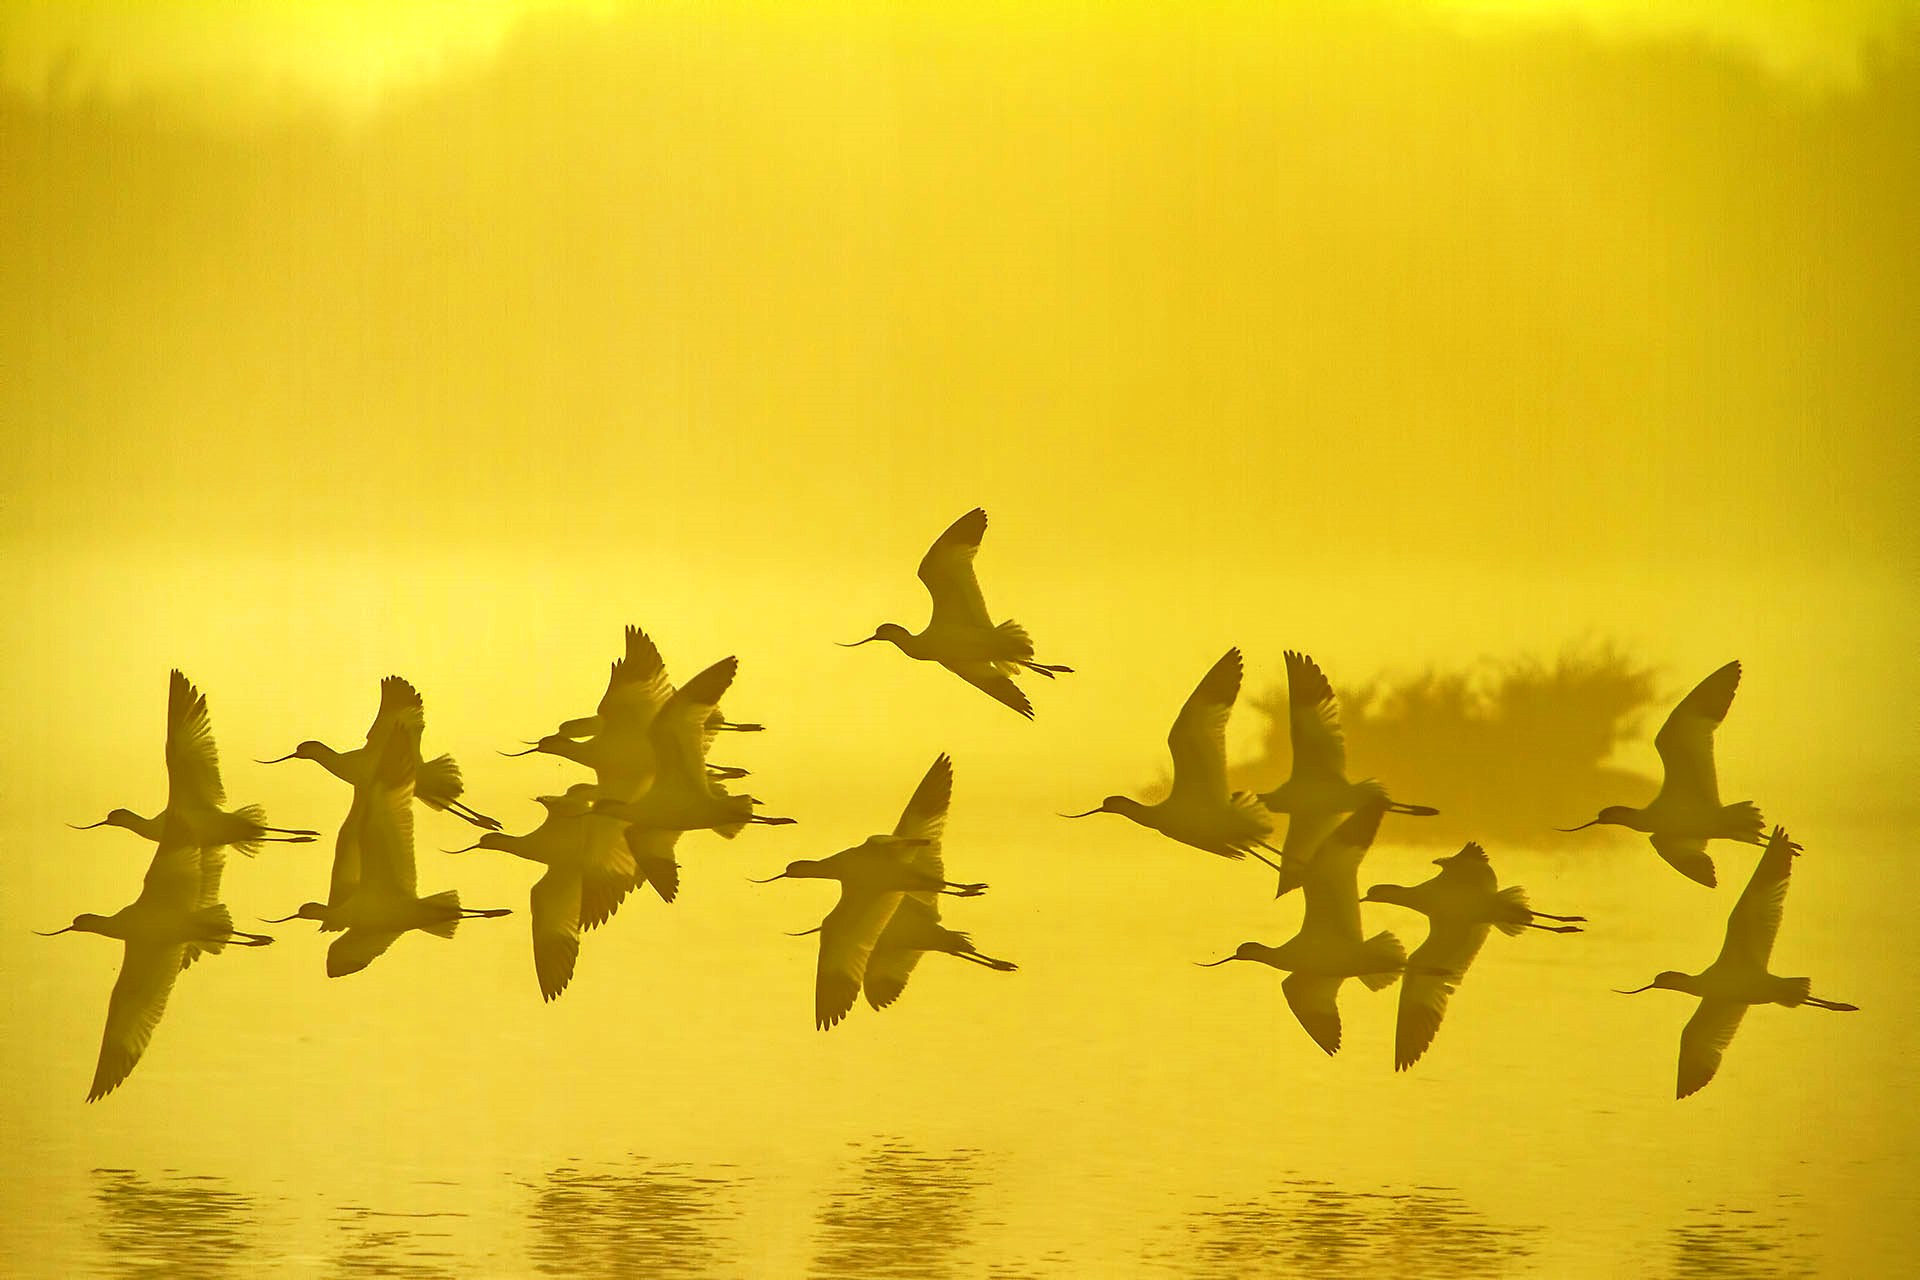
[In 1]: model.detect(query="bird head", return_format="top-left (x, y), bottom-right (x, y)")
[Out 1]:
top-left (1059, 796), bottom-right (1131, 819)
top-left (1615, 970), bottom-right (1693, 995)
top-left (839, 623), bottom-right (910, 649)
top-left (68, 809), bottom-right (143, 833)
top-left (35, 912), bottom-right (111, 937)
top-left (257, 741), bottom-right (326, 765)
top-left (1196, 942), bottom-right (1272, 967)
top-left (1557, 806), bottom-right (1635, 833)
top-left (260, 903), bottom-right (330, 924)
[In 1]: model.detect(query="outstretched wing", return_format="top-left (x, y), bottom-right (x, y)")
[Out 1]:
top-left (1650, 834), bottom-right (1717, 888)
top-left (1167, 649), bottom-right (1241, 803)
top-left (944, 660), bottom-right (1033, 720)
top-left (88, 939), bottom-right (187, 1101)
top-left (164, 670), bottom-right (226, 812)
top-left (815, 887), bottom-right (905, 1030)
top-left (1654, 661), bottom-right (1740, 810)
top-left (597, 626), bottom-right (674, 725)
top-left (358, 707), bottom-right (423, 898)
top-left (865, 755), bottom-right (955, 1008)
top-left (364, 676), bottom-right (424, 748)
top-left (1281, 973), bottom-right (1345, 1055)
top-left (1298, 835), bottom-right (1366, 947)
top-left (1677, 998), bottom-right (1749, 1099)
top-left (648, 658), bottom-right (736, 794)
top-left (918, 508), bottom-right (993, 630)
top-left (1284, 651), bottom-right (1347, 782)
top-left (1394, 919), bottom-right (1490, 1071)
top-left (1718, 827), bottom-right (1795, 970)
top-left (326, 928), bottom-right (404, 978)
top-left (529, 865), bottom-right (584, 1002)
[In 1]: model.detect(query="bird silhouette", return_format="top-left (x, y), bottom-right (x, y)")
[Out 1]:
top-left (39, 818), bottom-right (272, 1101)
top-left (1558, 660), bottom-right (1776, 886)
top-left (1198, 802), bottom-right (1404, 1055)
top-left (1256, 651), bottom-right (1438, 895)
top-left (1363, 842), bottom-right (1584, 1070)
top-left (1062, 649), bottom-right (1285, 876)
top-left (73, 670), bottom-right (318, 856)
top-left (257, 675), bottom-right (498, 830)
top-left (1616, 827), bottom-right (1856, 1098)
top-left (840, 508), bottom-right (1071, 719)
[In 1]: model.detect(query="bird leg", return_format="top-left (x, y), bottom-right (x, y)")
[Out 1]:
top-left (260, 825), bottom-right (320, 836)
top-left (225, 929), bottom-right (275, 946)
top-left (1386, 802), bottom-right (1440, 816)
top-left (445, 800), bottom-right (502, 830)
top-left (940, 881), bottom-right (989, 897)
top-left (1019, 661), bottom-right (1074, 678)
top-left (1523, 922), bottom-right (1583, 933)
top-left (1804, 996), bottom-right (1859, 1011)
top-left (1528, 910), bottom-right (1587, 922)
top-left (953, 950), bottom-right (1017, 971)
top-left (1247, 842), bottom-right (1286, 874)
top-left (748, 814), bottom-right (798, 826)
top-left (459, 907), bottom-right (513, 919)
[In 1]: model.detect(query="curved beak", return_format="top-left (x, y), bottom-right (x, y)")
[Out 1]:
top-left (498, 745), bottom-right (543, 757)
top-left (1194, 955), bottom-right (1241, 967)
top-left (783, 926), bottom-right (823, 937)
top-left (1555, 819), bottom-right (1602, 832)
top-left (67, 820), bottom-right (108, 830)
top-left (444, 843), bottom-right (486, 854)
top-left (259, 912), bottom-right (306, 924)
top-left (746, 872), bottom-right (790, 884)
top-left (837, 635), bottom-right (880, 647)
top-left (1613, 983), bottom-right (1658, 994)
top-left (33, 925), bottom-right (75, 936)
top-left (1058, 807), bottom-right (1105, 819)
top-left (256, 752), bottom-right (299, 764)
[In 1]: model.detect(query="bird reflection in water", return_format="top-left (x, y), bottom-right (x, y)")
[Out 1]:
top-left (1145, 1179), bottom-right (1537, 1278)
top-left (528, 1162), bottom-right (741, 1277)
top-left (1669, 1204), bottom-right (1817, 1278)
top-left (329, 1205), bottom-right (466, 1279)
top-left (90, 1169), bottom-right (257, 1280)
top-left (809, 1142), bottom-right (993, 1280)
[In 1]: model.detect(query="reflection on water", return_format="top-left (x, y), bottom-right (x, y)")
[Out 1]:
top-left (809, 1141), bottom-right (993, 1279)
top-left (1670, 1204), bottom-right (1817, 1278)
top-left (527, 1161), bottom-right (740, 1277)
top-left (1144, 1179), bottom-right (1537, 1277)
top-left (90, 1169), bottom-right (257, 1280)
top-left (329, 1206), bottom-right (465, 1279)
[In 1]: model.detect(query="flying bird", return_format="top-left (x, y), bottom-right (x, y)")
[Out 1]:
top-left (1062, 649), bottom-right (1284, 875)
top-left (857, 756), bottom-right (1017, 1013)
top-left (1558, 660), bottom-right (1774, 886)
top-left (1362, 842), bottom-right (1585, 1070)
top-left (1256, 651), bottom-right (1438, 895)
top-left (268, 707), bottom-right (510, 976)
top-left (39, 820), bottom-right (272, 1101)
top-left (1617, 828), bottom-right (1856, 1097)
top-left (1197, 802), bottom-right (1404, 1055)
top-left (840, 508), bottom-right (1071, 719)
top-left (755, 814), bottom-right (989, 1030)
top-left (74, 670), bottom-right (318, 856)
top-left (258, 675), bottom-right (498, 830)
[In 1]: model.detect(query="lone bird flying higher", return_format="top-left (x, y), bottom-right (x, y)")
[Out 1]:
top-left (841, 508), bottom-right (1071, 719)
top-left (1558, 660), bottom-right (1773, 886)
top-left (1616, 827), bottom-right (1856, 1098)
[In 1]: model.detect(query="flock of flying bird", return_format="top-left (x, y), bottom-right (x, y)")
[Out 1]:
top-left (46, 508), bottom-right (1856, 1103)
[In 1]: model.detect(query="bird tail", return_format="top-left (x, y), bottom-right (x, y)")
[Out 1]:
top-left (989, 619), bottom-right (1037, 661)
top-left (712, 794), bottom-right (756, 840)
top-left (1720, 801), bottom-right (1765, 844)
top-left (1493, 886), bottom-right (1533, 937)
top-left (1357, 931), bottom-right (1406, 990)
top-left (193, 905), bottom-right (234, 953)
top-left (415, 753), bottom-right (464, 808)
top-left (419, 890), bottom-right (462, 939)
top-left (229, 805), bottom-right (268, 857)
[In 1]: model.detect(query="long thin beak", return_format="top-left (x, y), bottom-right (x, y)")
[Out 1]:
top-left (784, 926), bottom-right (822, 937)
top-left (256, 753), bottom-right (298, 764)
top-left (34, 925), bottom-right (75, 936)
top-left (260, 912), bottom-right (306, 924)
top-left (1613, 983), bottom-right (1658, 994)
top-left (1058, 808), bottom-right (1105, 819)
top-left (444, 843), bottom-right (485, 854)
top-left (67, 820), bottom-right (108, 830)
top-left (837, 636), bottom-right (880, 647)
top-left (498, 746), bottom-right (542, 757)
top-left (1194, 955), bottom-right (1241, 967)
top-left (1555, 819), bottom-right (1602, 832)
top-left (746, 872), bottom-right (790, 884)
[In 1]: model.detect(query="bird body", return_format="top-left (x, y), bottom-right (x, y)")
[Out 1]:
top-left (1064, 649), bottom-right (1284, 873)
top-left (1363, 843), bottom-right (1584, 1070)
top-left (1618, 827), bottom-right (1857, 1097)
top-left (1559, 660), bottom-right (1770, 886)
top-left (260, 676), bottom-right (497, 830)
top-left (1256, 651), bottom-right (1437, 895)
top-left (1200, 803), bottom-right (1404, 1055)
top-left (842, 508), bottom-right (1071, 719)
